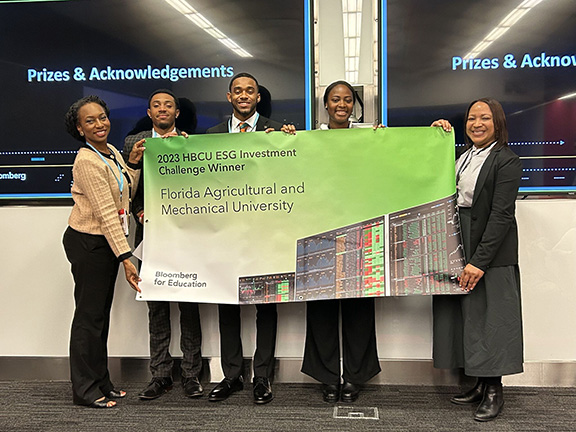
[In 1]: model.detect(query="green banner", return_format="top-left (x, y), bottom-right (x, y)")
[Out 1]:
top-left (138, 127), bottom-right (464, 304)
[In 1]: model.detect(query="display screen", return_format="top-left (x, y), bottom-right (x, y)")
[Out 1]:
top-left (0, 0), bottom-right (311, 201)
top-left (383, 0), bottom-right (576, 195)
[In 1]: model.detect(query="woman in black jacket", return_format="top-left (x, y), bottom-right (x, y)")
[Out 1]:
top-left (431, 98), bottom-right (523, 422)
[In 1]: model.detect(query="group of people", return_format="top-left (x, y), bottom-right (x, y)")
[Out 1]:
top-left (62, 73), bottom-right (523, 422)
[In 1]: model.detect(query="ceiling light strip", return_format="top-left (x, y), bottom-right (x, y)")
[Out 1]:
top-left (164, 0), bottom-right (252, 58)
top-left (464, 0), bottom-right (546, 59)
top-left (342, 0), bottom-right (362, 83)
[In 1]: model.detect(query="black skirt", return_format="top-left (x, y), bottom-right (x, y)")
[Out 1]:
top-left (432, 208), bottom-right (524, 377)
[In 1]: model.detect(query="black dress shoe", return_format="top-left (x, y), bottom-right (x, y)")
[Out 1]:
top-left (253, 376), bottom-right (273, 404)
top-left (322, 384), bottom-right (340, 403)
top-left (208, 377), bottom-right (243, 402)
top-left (106, 389), bottom-right (126, 399)
top-left (474, 384), bottom-right (504, 422)
top-left (183, 376), bottom-right (203, 398)
top-left (138, 377), bottom-right (173, 400)
top-left (341, 381), bottom-right (360, 403)
top-left (450, 381), bottom-right (485, 405)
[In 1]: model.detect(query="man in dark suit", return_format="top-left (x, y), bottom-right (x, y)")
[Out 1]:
top-left (122, 89), bottom-right (203, 400)
top-left (206, 73), bottom-right (294, 404)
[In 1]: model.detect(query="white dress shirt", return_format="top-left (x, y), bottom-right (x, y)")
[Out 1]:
top-left (456, 141), bottom-right (497, 207)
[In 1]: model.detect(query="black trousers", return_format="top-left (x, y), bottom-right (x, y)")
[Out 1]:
top-left (147, 301), bottom-right (202, 378)
top-left (218, 303), bottom-right (277, 380)
top-left (302, 298), bottom-right (381, 386)
top-left (63, 227), bottom-right (119, 405)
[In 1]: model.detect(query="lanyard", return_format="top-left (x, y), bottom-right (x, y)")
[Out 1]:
top-left (85, 143), bottom-right (125, 199)
top-left (228, 112), bottom-right (260, 133)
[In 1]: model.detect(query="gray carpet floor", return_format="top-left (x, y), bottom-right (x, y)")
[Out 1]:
top-left (1, 381), bottom-right (575, 431)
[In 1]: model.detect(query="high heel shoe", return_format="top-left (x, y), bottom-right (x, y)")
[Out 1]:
top-left (107, 389), bottom-right (126, 399)
top-left (88, 397), bottom-right (116, 408)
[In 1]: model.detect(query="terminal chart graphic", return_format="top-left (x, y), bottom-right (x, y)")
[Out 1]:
top-left (295, 217), bottom-right (385, 300)
top-left (238, 195), bottom-right (465, 304)
top-left (239, 273), bottom-right (294, 304)
top-left (389, 195), bottom-right (465, 295)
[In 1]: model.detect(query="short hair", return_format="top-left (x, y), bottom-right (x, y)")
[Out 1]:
top-left (323, 80), bottom-right (356, 105)
top-left (148, 88), bottom-right (179, 109)
top-left (464, 98), bottom-right (508, 149)
top-left (65, 95), bottom-right (110, 143)
top-left (228, 72), bottom-right (259, 92)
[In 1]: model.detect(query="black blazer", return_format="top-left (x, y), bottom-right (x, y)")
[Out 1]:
top-left (466, 145), bottom-right (522, 271)
top-left (206, 115), bottom-right (282, 134)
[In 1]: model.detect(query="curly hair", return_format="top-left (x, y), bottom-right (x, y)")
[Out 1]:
top-left (65, 95), bottom-right (110, 142)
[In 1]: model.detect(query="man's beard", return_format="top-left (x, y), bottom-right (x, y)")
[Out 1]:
top-left (155, 119), bottom-right (173, 130)
top-left (235, 104), bottom-right (255, 117)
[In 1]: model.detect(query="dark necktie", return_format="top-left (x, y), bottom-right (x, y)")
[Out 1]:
top-left (238, 122), bottom-right (249, 133)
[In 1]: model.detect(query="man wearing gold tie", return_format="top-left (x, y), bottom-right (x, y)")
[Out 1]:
top-left (206, 72), bottom-right (295, 404)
